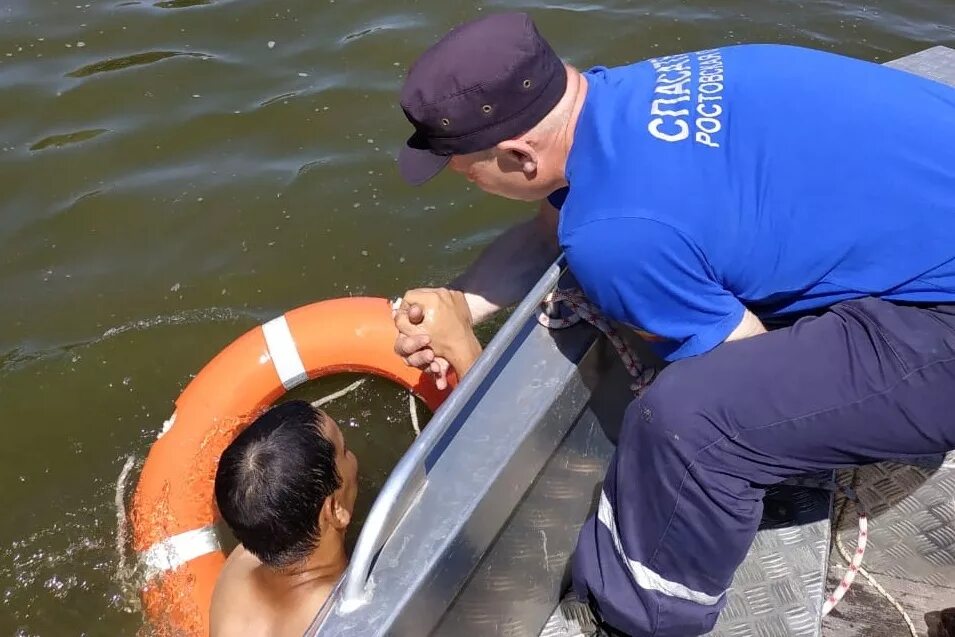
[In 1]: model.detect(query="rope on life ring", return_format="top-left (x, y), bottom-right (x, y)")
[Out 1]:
top-left (129, 296), bottom-right (453, 636)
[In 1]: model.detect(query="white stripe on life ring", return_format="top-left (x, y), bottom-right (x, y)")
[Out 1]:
top-left (140, 525), bottom-right (221, 578)
top-left (262, 315), bottom-right (309, 390)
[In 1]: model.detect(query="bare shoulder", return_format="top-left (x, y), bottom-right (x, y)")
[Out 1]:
top-left (210, 547), bottom-right (268, 637)
top-left (282, 581), bottom-right (337, 637)
top-left (209, 546), bottom-right (339, 637)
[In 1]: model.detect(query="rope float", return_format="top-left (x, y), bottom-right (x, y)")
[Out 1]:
top-left (130, 297), bottom-right (453, 636)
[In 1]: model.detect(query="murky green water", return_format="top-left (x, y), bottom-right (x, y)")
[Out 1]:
top-left (0, 1), bottom-right (951, 634)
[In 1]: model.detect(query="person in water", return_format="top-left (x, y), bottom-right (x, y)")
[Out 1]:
top-left (209, 291), bottom-right (481, 637)
top-left (208, 400), bottom-right (355, 637)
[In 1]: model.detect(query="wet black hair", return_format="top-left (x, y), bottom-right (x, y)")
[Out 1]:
top-left (214, 400), bottom-right (342, 568)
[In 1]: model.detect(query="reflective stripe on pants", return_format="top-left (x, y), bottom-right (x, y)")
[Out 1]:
top-left (572, 298), bottom-right (955, 636)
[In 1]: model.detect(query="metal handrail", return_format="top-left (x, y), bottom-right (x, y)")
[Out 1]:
top-left (338, 257), bottom-right (566, 607)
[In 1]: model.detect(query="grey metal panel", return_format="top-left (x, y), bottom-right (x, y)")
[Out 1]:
top-left (308, 267), bottom-right (618, 636)
top-left (539, 597), bottom-right (597, 637)
top-left (338, 260), bottom-right (567, 609)
top-left (376, 318), bottom-right (608, 637)
top-left (431, 412), bottom-right (612, 637)
top-left (885, 46), bottom-right (955, 86)
top-left (432, 339), bottom-right (634, 637)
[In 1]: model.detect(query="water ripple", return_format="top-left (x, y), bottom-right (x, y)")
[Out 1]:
top-left (99, 306), bottom-right (262, 339)
top-left (153, 0), bottom-right (214, 8)
top-left (0, 469), bottom-right (145, 627)
top-left (259, 91), bottom-right (299, 108)
top-left (66, 51), bottom-right (211, 78)
top-left (342, 26), bottom-right (388, 43)
top-left (2, 1), bottom-right (953, 633)
top-left (338, 14), bottom-right (427, 48)
top-left (0, 306), bottom-right (266, 376)
top-left (29, 128), bottom-right (109, 151)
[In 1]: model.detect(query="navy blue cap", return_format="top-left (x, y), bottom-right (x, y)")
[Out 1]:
top-left (398, 13), bottom-right (567, 185)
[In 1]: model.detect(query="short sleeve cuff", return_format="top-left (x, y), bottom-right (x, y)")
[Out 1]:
top-left (660, 304), bottom-right (747, 361)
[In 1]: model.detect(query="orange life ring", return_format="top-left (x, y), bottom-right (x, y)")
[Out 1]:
top-left (130, 296), bottom-right (452, 636)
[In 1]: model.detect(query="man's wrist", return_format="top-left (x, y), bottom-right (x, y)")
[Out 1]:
top-left (447, 334), bottom-right (483, 377)
top-left (447, 288), bottom-right (476, 326)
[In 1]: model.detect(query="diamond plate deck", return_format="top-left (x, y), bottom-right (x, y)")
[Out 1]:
top-left (707, 482), bottom-right (832, 637)
top-left (535, 481), bottom-right (834, 637)
top-left (833, 453), bottom-right (955, 588)
top-left (823, 454), bottom-right (955, 636)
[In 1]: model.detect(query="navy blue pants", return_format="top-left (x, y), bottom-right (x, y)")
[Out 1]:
top-left (571, 298), bottom-right (955, 636)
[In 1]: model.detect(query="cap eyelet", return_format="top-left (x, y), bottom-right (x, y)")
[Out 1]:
top-left (481, 104), bottom-right (493, 114)
top-left (523, 79), bottom-right (532, 89)
top-left (440, 118), bottom-right (450, 127)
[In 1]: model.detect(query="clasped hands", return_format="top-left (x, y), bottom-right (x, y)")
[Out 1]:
top-left (392, 288), bottom-right (482, 390)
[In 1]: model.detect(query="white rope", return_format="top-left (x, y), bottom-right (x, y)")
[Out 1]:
top-left (311, 378), bottom-right (422, 438)
top-left (830, 472), bottom-right (918, 636)
top-left (311, 379), bottom-right (366, 408)
top-left (833, 530), bottom-right (918, 636)
top-left (409, 393), bottom-right (420, 437)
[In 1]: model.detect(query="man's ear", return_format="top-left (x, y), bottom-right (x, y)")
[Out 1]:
top-left (496, 139), bottom-right (539, 177)
top-left (322, 494), bottom-right (352, 531)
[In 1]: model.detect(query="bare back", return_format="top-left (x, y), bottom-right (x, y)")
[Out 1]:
top-left (210, 547), bottom-right (338, 637)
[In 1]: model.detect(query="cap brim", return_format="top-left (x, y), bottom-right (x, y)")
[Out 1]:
top-left (399, 144), bottom-right (451, 186)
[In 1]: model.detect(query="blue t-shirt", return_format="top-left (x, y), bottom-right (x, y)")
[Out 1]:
top-left (551, 44), bottom-right (955, 361)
